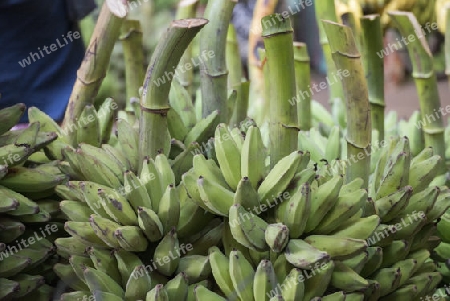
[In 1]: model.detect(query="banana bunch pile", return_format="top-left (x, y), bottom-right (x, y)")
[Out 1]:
top-left (434, 209), bottom-right (450, 289)
top-left (182, 125), bottom-right (449, 300)
top-left (0, 104), bottom-right (69, 300)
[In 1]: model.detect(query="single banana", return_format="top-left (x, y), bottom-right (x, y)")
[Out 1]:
top-left (0, 103), bottom-right (26, 135)
top-left (54, 237), bottom-right (88, 259)
top-left (158, 184), bottom-right (180, 234)
top-left (215, 123), bottom-right (242, 190)
top-left (253, 259), bottom-right (278, 301)
top-left (229, 249), bottom-right (255, 301)
top-left (83, 267), bottom-right (124, 297)
top-left (117, 118), bottom-right (140, 172)
top-left (341, 251), bottom-right (369, 274)
top-left (302, 261), bottom-right (335, 301)
top-left (208, 246), bottom-right (238, 300)
top-left (409, 155), bottom-right (441, 194)
top-left (175, 255), bottom-right (211, 284)
top-left (79, 143), bottom-right (125, 183)
top-left (146, 284), bottom-right (169, 301)
top-left (184, 110), bottom-right (219, 146)
top-left (314, 188), bottom-right (366, 234)
top-left (198, 176), bottom-right (235, 216)
top-left (305, 175), bottom-right (344, 233)
top-left (370, 267), bottom-right (401, 296)
top-left (304, 235), bottom-right (367, 260)
top-left (53, 263), bottom-right (89, 291)
top-left (153, 228), bottom-right (180, 276)
top-left (241, 125), bottom-right (267, 189)
top-left (155, 153), bottom-right (175, 189)
top-left (76, 148), bottom-right (122, 188)
top-left (165, 272), bottom-right (189, 301)
top-left (235, 204), bottom-right (269, 251)
top-left (140, 157), bottom-right (164, 209)
top-left (125, 265), bottom-right (153, 301)
top-left (114, 225), bottom-right (148, 252)
top-left (87, 246), bottom-right (121, 284)
top-left (332, 215), bottom-right (380, 240)
top-left (402, 186), bottom-right (439, 216)
top-left (194, 284), bottom-right (227, 301)
top-left (284, 239), bottom-right (330, 269)
top-left (330, 261), bottom-right (369, 291)
top-left (258, 151), bottom-right (303, 206)
top-left (98, 188), bottom-right (138, 226)
top-left (123, 169), bottom-right (153, 210)
top-left (265, 223), bottom-right (290, 253)
top-left (89, 214), bottom-right (121, 248)
top-left (138, 206), bottom-right (164, 242)
top-left (374, 186), bottom-right (413, 223)
top-left (64, 221), bottom-right (109, 248)
top-left (0, 166), bottom-right (66, 193)
top-left (278, 182), bottom-right (310, 239)
top-left (76, 104), bottom-right (101, 147)
top-left (60, 200), bottom-right (94, 222)
top-left (234, 176), bottom-right (261, 213)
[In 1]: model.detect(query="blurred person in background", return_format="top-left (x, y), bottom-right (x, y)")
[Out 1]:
top-left (0, 0), bottom-right (96, 124)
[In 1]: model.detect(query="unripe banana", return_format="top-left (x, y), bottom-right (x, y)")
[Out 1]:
top-left (332, 215), bottom-right (380, 240)
top-left (194, 284), bottom-right (227, 301)
top-left (184, 110), bottom-right (219, 146)
top-left (53, 263), bottom-right (89, 291)
top-left (265, 223), bottom-right (290, 253)
top-left (302, 261), bottom-right (335, 301)
top-left (253, 259), bottom-right (278, 301)
top-left (158, 184), bottom-right (180, 234)
top-left (146, 283), bottom-right (169, 301)
top-left (83, 266), bottom-right (124, 297)
top-left (278, 182), bottom-right (310, 239)
top-left (380, 240), bottom-right (409, 268)
top-left (330, 261), bottom-right (369, 291)
top-left (114, 225), bottom-right (148, 252)
top-left (89, 214), bottom-right (121, 248)
top-left (279, 268), bottom-right (305, 301)
top-left (87, 246), bottom-right (121, 284)
top-left (198, 176), bottom-right (234, 216)
top-left (234, 176), bottom-right (261, 212)
top-left (304, 235), bottom-right (367, 260)
top-left (234, 203), bottom-right (269, 251)
top-left (155, 153), bottom-right (175, 189)
top-left (98, 188), bottom-right (138, 226)
top-left (341, 251), bottom-right (369, 274)
top-left (186, 221), bottom-right (224, 256)
top-left (69, 255), bottom-right (94, 284)
top-left (375, 186), bottom-right (413, 223)
top-left (138, 206), bottom-right (164, 242)
top-left (409, 155), bottom-right (441, 194)
top-left (76, 104), bottom-right (101, 147)
top-left (241, 125), bottom-right (267, 189)
top-left (54, 237), bottom-right (88, 259)
top-left (64, 221), bottom-right (109, 248)
top-left (192, 154), bottom-right (229, 188)
top-left (117, 118), bottom-right (139, 172)
top-left (165, 272), bottom-right (189, 301)
top-left (257, 151), bottom-right (303, 206)
top-left (123, 169), bottom-right (153, 210)
top-left (229, 249), bottom-right (255, 301)
top-left (76, 148), bottom-right (122, 188)
top-left (215, 123), bottom-right (242, 190)
top-left (0, 103), bottom-right (26, 135)
top-left (125, 265), bottom-right (153, 301)
top-left (284, 239), bottom-right (330, 269)
top-left (153, 228), bottom-right (180, 276)
top-left (208, 246), bottom-right (238, 300)
top-left (176, 255), bottom-right (211, 284)
top-left (370, 267), bottom-right (401, 296)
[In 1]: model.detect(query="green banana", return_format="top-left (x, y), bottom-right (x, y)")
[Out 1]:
top-left (117, 118), bottom-right (140, 172)
top-left (304, 235), bottom-right (367, 260)
top-left (138, 206), bottom-right (164, 242)
top-left (215, 123), bottom-right (242, 190)
top-left (158, 184), bottom-right (180, 234)
top-left (253, 259), bottom-right (279, 301)
top-left (175, 255), bottom-right (211, 284)
top-left (198, 176), bottom-right (234, 216)
top-left (0, 103), bottom-right (26, 135)
top-left (330, 261), bottom-right (369, 291)
top-left (265, 223), bottom-right (290, 253)
top-left (114, 225), bottom-right (148, 252)
top-left (153, 229), bottom-right (180, 276)
top-left (284, 239), bottom-right (330, 269)
top-left (208, 246), bottom-right (238, 300)
top-left (241, 125), bottom-right (267, 189)
top-left (76, 104), bottom-right (101, 147)
top-left (229, 249), bottom-right (255, 301)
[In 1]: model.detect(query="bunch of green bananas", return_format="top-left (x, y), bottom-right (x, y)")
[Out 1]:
top-left (183, 123), bottom-right (449, 300)
top-left (0, 104), bottom-right (70, 300)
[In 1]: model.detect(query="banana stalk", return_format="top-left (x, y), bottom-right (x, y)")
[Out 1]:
top-left (314, 0), bottom-right (344, 105)
top-left (62, 1), bottom-right (126, 145)
top-left (199, 0), bottom-right (237, 123)
top-left (175, 0), bottom-right (199, 95)
top-left (248, 0), bottom-right (279, 125)
top-left (360, 15), bottom-right (385, 141)
top-left (227, 24), bottom-right (245, 127)
top-left (293, 42), bottom-right (311, 131)
top-left (138, 18), bottom-right (208, 169)
top-left (120, 20), bottom-right (145, 112)
top-left (388, 12), bottom-right (446, 174)
top-left (322, 21), bottom-right (371, 188)
top-left (262, 14), bottom-right (298, 168)
top-left (445, 6), bottom-right (450, 89)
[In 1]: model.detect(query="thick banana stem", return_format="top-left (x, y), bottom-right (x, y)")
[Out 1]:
top-left (248, 0), bottom-right (279, 125)
top-left (139, 18), bottom-right (208, 169)
top-left (361, 15), bottom-right (385, 141)
top-left (262, 14), bottom-right (298, 168)
top-left (314, 0), bottom-right (344, 105)
top-left (175, 0), bottom-right (199, 95)
top-left (322, 21), bottom-right (371, 188)
top-left (61, 2), bottom-right (126, 145)
top-left (120, 20), bottom-right (145, 112)
top-left (389, 12), bottom-right (445, 174)
top-left (293, 42), bottom-right (311, 131)
top-left (199, 0), bottom-right (237, 123)
top-left (445, 6), bottom-right (450, 89)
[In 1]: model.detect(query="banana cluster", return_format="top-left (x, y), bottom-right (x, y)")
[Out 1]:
top-left (0, 104), bottom-right (68, 300)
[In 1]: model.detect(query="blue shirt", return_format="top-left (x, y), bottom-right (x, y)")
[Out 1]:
top-left (0, 0), bottom-right (85, 123)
